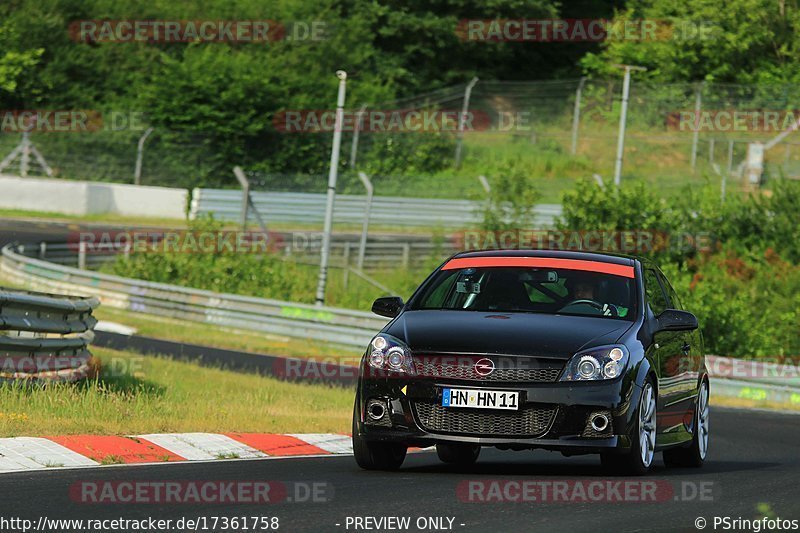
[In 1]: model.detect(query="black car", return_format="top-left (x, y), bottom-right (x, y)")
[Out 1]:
top-left (353, 250), bottom-right (709, 475)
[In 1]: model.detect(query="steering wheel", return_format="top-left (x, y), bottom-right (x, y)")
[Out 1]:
top-left (558, 299), bottom-right (617, 316)
top-left (559, 299), bottom-right (603, 311)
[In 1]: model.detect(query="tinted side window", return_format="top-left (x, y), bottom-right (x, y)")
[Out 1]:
top-left (657, 271), bottom-right (682, 310)
top-left (644, 269), bottom-right (668, 316)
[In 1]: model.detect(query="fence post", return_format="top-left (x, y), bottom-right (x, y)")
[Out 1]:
top-left (454, 77), bottom-right (479, 169)
top-left (570, 77), bottom-right (587, 155)
top-left (727, 140), bottom-right (734, 174)
top-left (134, 127), bottom-right (154, 185)
top-left (349, 104), bottom-right (367, 168)
top-left (356, 171), bottom-right (373, 271)
top-left (478, 175), bottom-right (491, 194)
top-left (20, 132), bottom-right (30, 177)
top-left (343, 241), bottom-right (351, 289)
top-left (709, 138), bottom-right (715, 163)
top-left (690, 82), bottom-right (704, 171)
top-left (612, 65), bottom-right (647, 187)
top-left (316, 70), bottom-right (348, 306)
top-left (233, 166), bottom-right (250, 231)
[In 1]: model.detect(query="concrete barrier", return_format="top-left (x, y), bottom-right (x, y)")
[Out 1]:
top-left (0, 174), bottom-right (187, 219)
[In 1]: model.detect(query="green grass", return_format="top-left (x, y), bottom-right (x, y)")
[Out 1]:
top-left (95, 306), bottom-right (359, 361)
top-left (0, 347), bottom-right (353, 437)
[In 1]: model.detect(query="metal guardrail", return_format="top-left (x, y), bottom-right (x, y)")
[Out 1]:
top-left (0, 287), bottom-right (98, 382)
top-left (2, 242), bottom-right (388, 349)
top-left (3, 242), bottom-right (798, 406)
top-left (190, 189), bottom-right (563, 228)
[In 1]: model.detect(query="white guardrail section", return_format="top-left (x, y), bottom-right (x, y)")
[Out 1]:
top-left (190, 189), bottom-right (564, 228)
top-left (1, 243), bottom-right (389, 349)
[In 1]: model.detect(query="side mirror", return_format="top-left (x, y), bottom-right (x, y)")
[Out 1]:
top-left (656, 309), bottom-right (698, 332)
top-left (372, 296), bottom-right (404, 318)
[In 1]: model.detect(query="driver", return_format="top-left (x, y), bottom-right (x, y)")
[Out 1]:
top-left (567, 276), bottom-right (618, 317)
top-left (573, 281), bottom-right (595, 301)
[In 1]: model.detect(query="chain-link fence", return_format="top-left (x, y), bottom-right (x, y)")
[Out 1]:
top-left (3, 78), bottom-right (800, 200)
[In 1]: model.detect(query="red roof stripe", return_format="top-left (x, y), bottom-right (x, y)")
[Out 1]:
top-left (441, 257), bottom-right (635, 278)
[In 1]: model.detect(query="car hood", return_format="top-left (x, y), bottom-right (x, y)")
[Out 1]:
top-left (384, 310), bottom-right (632, 359)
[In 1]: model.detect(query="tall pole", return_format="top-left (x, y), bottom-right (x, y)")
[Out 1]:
top-left (315, 70), bottom-right (347, 306)
top-left (612, 64), bottom-right (647, 187)
top-left (134, 127), bottom-right (154, 185)
top-left (454, 77), bottom-right (479, 169)
top-left (570, 77), bottom-right (587, 155)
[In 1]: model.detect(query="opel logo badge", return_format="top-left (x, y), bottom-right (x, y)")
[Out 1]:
top-left (474, 358), bottom-right (495, 376)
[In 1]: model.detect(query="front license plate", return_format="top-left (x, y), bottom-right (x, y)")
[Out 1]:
top-left (442, 388), bottom-right (520, 410)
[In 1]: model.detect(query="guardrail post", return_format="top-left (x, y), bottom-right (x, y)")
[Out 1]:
top-left (39, 242), bottom-right (47, 259)
top-left (401, 242), bottom-right (410, 269)
top-left (356, 171), bottom-right (373, 271)
top-left (78, 241), bottom-right (87, 270)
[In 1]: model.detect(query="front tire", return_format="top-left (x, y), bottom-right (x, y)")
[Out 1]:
top-left (664, 379), bottom-right (709, 468)
top-left (352, 399), bottom-right (407, 471)
top-left (602, 378), bottom-right (657, 476)
top-left (436, 443), bottom-right (480, 465)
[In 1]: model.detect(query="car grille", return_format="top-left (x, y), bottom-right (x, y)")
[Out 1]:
top-left (413, 400), bottom-right (556, 437)
top-left (413, 357), bottom-right (562, 383)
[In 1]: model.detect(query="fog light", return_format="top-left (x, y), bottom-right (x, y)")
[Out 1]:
top-left (577, 356), bottom-right (600, 379)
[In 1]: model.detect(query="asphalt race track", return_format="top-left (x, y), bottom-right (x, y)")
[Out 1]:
top-left (0, 407), bottom-right (797, 532)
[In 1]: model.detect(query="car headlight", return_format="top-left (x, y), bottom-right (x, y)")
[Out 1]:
top-left (560, 345), bottom-right (629, 381)
top-left (366, 334), bottom-right (414, 374)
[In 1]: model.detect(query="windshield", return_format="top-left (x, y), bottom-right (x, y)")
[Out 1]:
top-left (411, 266), bottom-right (636, 320)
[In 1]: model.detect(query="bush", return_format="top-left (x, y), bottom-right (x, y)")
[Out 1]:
top-left (557, 179), bottom-right (800, 358)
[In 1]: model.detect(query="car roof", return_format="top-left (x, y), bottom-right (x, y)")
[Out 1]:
top-left (452, 249), bottom-right (639, 267)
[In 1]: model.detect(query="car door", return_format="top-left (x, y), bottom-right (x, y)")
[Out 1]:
top-left (643, 268), bottom-right (687, 444)
top-left (657, 270), bottom-right (703, 405)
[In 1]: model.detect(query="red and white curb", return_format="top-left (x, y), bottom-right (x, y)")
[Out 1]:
top-left (0, 433), bottom-right (355, 473)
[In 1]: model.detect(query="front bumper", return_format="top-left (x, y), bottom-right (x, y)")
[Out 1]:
top-left (357, 375), bottom-right (640, 454)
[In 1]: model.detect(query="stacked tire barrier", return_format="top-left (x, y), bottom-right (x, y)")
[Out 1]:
top-left (1, 242), bottom-right (388, 349)
top-left (0, 288), bottom-right (99, 382)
